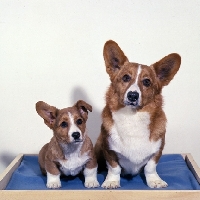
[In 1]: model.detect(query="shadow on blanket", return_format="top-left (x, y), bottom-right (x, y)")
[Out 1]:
top-left (5, 154), bottom-right (200, 190)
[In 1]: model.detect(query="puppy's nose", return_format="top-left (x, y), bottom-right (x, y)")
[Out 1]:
top-left (127, 91), bottom-right (139, 102)
top-left (72, 132), bottom-right (80, 140)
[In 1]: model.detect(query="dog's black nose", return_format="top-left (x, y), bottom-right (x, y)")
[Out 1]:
top-left (72, 132), bottom-right (80, 140)
top-left (127, 91), bottom-right (139, 102)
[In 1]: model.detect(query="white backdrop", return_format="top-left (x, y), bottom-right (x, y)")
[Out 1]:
top-left (0, 0), bottom-right (200, 173)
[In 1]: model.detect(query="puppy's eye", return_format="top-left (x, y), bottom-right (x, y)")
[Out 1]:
top-left (76, 119), bottom-right (83, 125)
top-left (122, 74), bottom-right (131, 82)
top-left (60, 121), bottom-right (68, 128)
top-left (143, 78), bottom-right (151, 87)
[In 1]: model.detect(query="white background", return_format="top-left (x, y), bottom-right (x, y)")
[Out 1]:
top-left (0, 0), bottom-right (200, 173)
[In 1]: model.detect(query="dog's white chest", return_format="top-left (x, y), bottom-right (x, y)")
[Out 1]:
top-left (58, 144), bottom-right (90, 176)
top-left (109, 107), bottom-right (161, 174)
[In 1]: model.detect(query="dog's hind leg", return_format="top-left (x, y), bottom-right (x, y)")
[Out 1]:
top-left (101, 149), bottom-right (121, 189)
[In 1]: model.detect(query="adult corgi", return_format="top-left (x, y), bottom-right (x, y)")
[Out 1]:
top-left (95, 40), bottom-right (181, 189)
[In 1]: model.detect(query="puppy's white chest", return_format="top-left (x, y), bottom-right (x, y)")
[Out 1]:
top-left (109, 107), bottom-right (161, 174)
top-left (58, 144), bottom-right (90, 176)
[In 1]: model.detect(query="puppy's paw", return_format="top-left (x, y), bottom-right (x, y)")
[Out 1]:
top-left (46, 172), bottom-right (61, 189)
top-left (101, 180), bottom-right (121, 189)
top-left (147, 179), bottom-right (168, 188)
top-left (84, 167), bottom-right (100, 188)
top-left (84, 179), bottom-right (100, 188)
top-left (46, 180), bottom-right (61, 189)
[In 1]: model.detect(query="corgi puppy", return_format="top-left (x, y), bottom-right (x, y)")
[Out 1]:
top-left (36, 100), bottom-right (99, 189)
top-left (95, 40), bottom-right (181, 189)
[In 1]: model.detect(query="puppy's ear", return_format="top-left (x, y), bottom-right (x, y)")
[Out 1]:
top-left (151, 53), bottom-right (181, 86)
top-left (75, 100), bottom-right (92, 121)
top-left (103, 40), bottom-right (128, 80)
top-left (35, 101), bottom-right (58, 129)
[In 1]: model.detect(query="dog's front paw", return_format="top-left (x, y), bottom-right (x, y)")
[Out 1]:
top-left (84, 167), bottom-right (100, 188)
top-left (46, 172), bottom-right (61, 189)
top-left (101, 180), bottom-right (121, 189)
top-left (46, 180), bottom-right (61, 189)
top-left (147, 178), bottom-right (168, 188)
top-left (85, 179), bottom-right (100, 188)
top-left (145, 160), bottom-right (168, 189)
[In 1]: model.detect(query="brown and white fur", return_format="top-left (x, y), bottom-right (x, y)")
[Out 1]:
top-left (36, 100), bottom-right (99, 189)
top-left (95, 40), bottom-right (181, 189)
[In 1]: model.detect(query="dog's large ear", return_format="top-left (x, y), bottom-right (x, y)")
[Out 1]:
top-left (103, 40), bottom-right (128, 80)
top-left (35, 101), bottom-right (58, 129)
top-left (75, 100), bottom-right (92, 121)
top-left (151, 53), bottom-right (181, 86)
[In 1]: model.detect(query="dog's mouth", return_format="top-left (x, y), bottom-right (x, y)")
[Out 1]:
top-left (73, 139), bottom-right (83, 143)
top-left (57, 137), bottom-right (83, 144)
top-left (124, 100), bottom-right (139, 108)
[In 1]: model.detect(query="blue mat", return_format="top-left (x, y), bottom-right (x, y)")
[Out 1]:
top-left (5, 154), bottom-right (200, 190)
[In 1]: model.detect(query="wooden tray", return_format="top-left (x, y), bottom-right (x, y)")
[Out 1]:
top-left (0, 153), bottom-right (200, 200)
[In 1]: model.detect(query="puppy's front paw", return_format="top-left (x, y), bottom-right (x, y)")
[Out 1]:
top-left (46, 180), bottom-right (61, 189)
top-left (84, 167), bottom-right (100, 188)
top-left (101, 180), bottom-right (121, 189)
top-left (46, 172), bottom-right (61, 189)
top-left (85, 179), bottom-right (100, 188)
top-left (147, 178), bottom-right (168, 188)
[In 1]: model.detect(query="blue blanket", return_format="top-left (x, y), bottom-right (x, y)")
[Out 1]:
top-left (5, 154), bottom-right (200, 190)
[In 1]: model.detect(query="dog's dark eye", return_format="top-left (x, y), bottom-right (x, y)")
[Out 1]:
top-left (60, 121), bottom-right (68, 128)
top-left (143, 78), bottom-right (151, 87)
top-left (122, 74), bottom-right (131, 82)
top-left (76, 119), bottom-right (83, 125)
